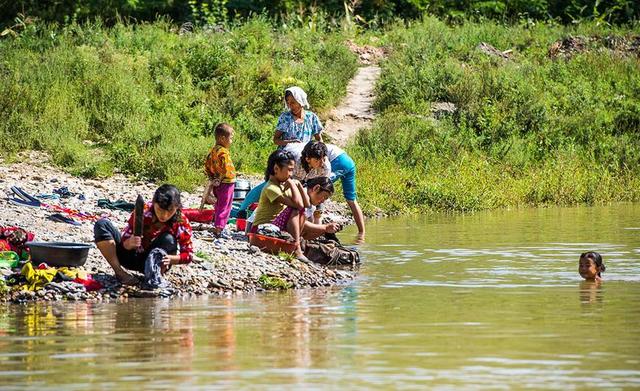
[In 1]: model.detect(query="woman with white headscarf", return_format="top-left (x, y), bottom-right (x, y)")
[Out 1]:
top-left (273, 86), bottom-right (323, 147)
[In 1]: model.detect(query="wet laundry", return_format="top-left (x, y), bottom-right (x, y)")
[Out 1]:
top-left (143, 248), bottom-right (171, 290)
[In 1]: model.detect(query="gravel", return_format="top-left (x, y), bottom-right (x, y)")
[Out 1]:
top-left (0, 152), bottom-right (358, 302)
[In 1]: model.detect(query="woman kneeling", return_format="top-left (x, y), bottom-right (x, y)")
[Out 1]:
top-left (93, 184), bottom-right (193, 285)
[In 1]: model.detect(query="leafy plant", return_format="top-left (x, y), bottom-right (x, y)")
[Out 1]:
top-left (258, 274), bottom-right (292, 290)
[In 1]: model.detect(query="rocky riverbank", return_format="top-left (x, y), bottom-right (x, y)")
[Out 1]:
top-left (0, 152), bottom-right (358, 303)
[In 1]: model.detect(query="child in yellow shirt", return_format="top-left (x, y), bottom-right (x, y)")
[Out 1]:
top-left (204, 123), bottom-right (236, 237)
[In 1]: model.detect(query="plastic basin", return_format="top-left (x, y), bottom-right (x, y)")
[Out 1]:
top-left (27, 242), bottom-right (92, 267)
top-left (182, 208), bottom-right (214, 223)
top-left (248, 233), bottom-right (296, 255)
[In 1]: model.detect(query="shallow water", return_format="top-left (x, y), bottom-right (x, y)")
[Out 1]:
top-left (1, 204), bottom-right (639, 389)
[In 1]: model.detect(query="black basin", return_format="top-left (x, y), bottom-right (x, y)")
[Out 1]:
top-left (26, 242), bottom-right (93, 267)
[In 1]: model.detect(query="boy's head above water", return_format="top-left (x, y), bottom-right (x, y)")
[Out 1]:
top-left (579, 251), bottom-right (605, 281)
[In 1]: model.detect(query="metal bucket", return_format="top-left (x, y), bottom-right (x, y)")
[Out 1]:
top-left (233, 179), bottom-right (252, 201)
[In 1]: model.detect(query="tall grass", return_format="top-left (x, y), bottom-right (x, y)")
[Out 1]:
top-left (0, 18), bottom-right (358, 189)
top-left (350, 18), bottom-right (640, 213)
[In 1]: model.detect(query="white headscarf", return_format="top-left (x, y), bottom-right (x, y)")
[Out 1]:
top-left (284, 86), bottom-right (309, 109)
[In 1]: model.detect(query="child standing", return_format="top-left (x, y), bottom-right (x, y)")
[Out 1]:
top-left (205, 123), bottom-right (236, 237)
top-left (579, 251), bottom-right (606, 281)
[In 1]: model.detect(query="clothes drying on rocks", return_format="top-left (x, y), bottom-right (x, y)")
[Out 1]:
top-left (97, 198), bottom-right (135, 212)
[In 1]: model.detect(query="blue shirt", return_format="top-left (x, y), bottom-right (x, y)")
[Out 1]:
top-left (275, 110), bottom-right (323, 144)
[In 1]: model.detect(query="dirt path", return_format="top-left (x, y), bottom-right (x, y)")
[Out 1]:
top-left (323, 65), bottom-right (381, 147)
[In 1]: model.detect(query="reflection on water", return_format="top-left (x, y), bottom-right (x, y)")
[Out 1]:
top-left (1, 204), bottom-right (639, 388)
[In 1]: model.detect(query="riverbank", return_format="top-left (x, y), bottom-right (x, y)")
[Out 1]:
top-left (350, 19), bottom-right (640, 215)
top-left (1, 18), bottom-right (638, 218)
top-left (0, 152), bottom-right (357, 303)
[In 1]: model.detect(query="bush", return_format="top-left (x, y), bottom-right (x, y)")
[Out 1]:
top-left (350, 18), bottom-right (640, 214)
top-left (0, 19), bottom-right (358, 189)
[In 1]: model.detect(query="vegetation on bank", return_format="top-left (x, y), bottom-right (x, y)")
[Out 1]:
top-left (0, 19), bottom-right (358, 189)
top-left (1, 14), bottom-right (639, 215)
top-left (350, 18), bottom-right (640, 213)
top-left (2, 0), bottom-right (639, 29)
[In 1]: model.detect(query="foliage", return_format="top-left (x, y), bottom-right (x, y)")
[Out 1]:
top-left (350, 17), bottom-right (640, 213)
top-left (0, 19), bottom-right (358, 189)
top-left (277, 251), bottom-right (296, 263)
top-left (258, 274), bottom-right (292, 290)
top-left (1, 0), bottom-right (639, 30)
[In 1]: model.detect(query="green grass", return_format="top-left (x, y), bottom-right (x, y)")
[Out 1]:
top-left (349, 17), bottom-right (640, 214)
top-left (195, 250), bottom-right (211, 261)
top-left (2, 17), bottom-right (638, 215)
top-left (258, 274), bottom-right (292, 290)
top-left (0, 18), bottom-right (358, 190)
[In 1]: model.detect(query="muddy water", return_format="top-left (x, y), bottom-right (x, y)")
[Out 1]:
top-left (1, 204), bottom-right (639, 389)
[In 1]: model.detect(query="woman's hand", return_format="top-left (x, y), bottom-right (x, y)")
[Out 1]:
top-left (286, 178), bottom-right (301, 189)
top-left (123, 235), bottom-right (142, 250)
top-left (161, 254), bottom-right (177, 274)
top-left (324, 223), bottom-right (341, 234)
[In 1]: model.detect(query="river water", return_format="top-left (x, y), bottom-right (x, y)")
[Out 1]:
top-left (1, 204), bottom-right (639, 389)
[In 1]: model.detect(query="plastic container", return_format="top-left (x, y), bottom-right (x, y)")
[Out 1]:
top-left (248, 233), bottom-right (296, 255)
top-left (233, 179), bottom-right (252, 201)
top-left (236, 218), bottom-right (246, 232)
top-left (27, 242), bottom-right (92, 267)
top-left (182, 208), bottom-right (214, 223)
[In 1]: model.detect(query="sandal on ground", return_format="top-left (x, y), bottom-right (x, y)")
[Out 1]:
top-left (8, 197), bottom-right (41, 208)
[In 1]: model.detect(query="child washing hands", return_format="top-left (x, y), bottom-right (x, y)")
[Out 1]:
top-left (579, 251), bottom-right (606, 281)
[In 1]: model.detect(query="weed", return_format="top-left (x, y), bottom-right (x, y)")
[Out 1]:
top-left (258, 274), bottom-right (292, 290)
top-left (277, 251), bottom-right (296, 263)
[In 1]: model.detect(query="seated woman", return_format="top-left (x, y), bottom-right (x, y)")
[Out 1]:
top-left (251, 150), bottom-right (310, 261)
top-left (93, 184), bottom-right (193, 285)
top-left (273, 86), bottom-right (323, 148)
top-left (238, 140), bottom-right (329, 212)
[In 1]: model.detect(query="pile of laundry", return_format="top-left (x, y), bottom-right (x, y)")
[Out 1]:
top-left (0, 224), bottom-right (104, 302)
top-left (1, 261), bottom-right (104, 302)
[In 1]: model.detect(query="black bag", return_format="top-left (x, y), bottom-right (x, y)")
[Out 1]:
top-left (302, 235), bottom-right (360, 266)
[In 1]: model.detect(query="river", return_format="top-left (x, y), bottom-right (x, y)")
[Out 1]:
top-left (1, 204), bottom-right (639, 389)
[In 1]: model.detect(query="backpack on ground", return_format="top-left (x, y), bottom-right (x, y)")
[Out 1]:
top-left (302, 235), bottom-right (360, 267)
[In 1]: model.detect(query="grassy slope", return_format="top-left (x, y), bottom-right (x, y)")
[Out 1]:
top-left (349, 18), bottom-right (640, 214)
top-left (2, 17), bottom-right (639, 215)
top-left (0, 19), bottom-right (358, 190)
